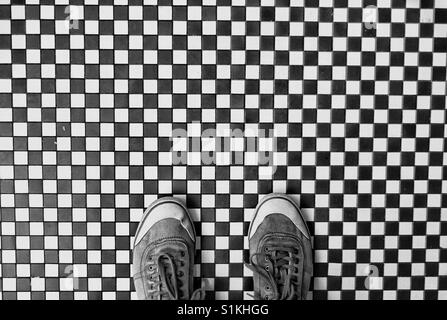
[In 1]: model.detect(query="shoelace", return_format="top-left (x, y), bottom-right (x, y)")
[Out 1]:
top-left (146, 253), bottom-right (205, 300)
top-left (245, 246), bottom-right (300, 300)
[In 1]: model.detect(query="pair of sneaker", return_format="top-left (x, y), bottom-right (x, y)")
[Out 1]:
top-left (132, 194), bottom-right (313, 300)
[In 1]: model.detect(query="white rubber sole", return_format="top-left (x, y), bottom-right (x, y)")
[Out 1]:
top-left (248, 193), bottom-right (311, 240)
top-left (133, 197), bottom-right (196, 247)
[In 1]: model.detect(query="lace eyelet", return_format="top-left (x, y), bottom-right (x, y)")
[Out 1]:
top-left (180, 251), bottom-right (186, 257)
top-left (264, 265), bottom-right (269, 271)
top-left (265, 285), bottom-right (270, 291)
top-left (264, 295), bottom-right (269, 300)
top-left (178, 271), bottom-right (184, 277)
top-left (264, 247), bottom-right (269, 253)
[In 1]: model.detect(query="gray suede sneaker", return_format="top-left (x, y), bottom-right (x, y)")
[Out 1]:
top-left (247, 194), bottom-right (313, 300)
top-left (132, 197), bottom-right (203, 300)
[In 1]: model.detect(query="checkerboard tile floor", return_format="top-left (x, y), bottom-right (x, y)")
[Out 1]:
top-left (0, 0), bottom-right (446, 300)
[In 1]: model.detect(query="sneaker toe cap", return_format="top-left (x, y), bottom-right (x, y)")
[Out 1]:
top-left (249, 196), bottom-right (310, 240)
top-left (134, 200), bottom-right (195, 246)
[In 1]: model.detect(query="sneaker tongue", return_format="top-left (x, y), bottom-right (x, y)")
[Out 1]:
top-left (159, 256), bottom-right (189, 299)
top-left (261, 236), bottom-right (304, 299)
top-left (263, 236), bottom-right (300, 257)
top-left (151, 246), bottom-right (190, 300)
